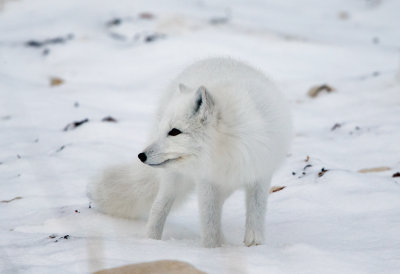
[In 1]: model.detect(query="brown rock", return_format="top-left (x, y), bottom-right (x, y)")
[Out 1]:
top-left (50, 77), bottom-right (64, 87)
top-left (358, 167), bottom-right (391, 173)
top-left (1, 196), bottom-right (22, 203)
top-left (93, 260), bottom-right (206, 274)
top-left (307, 84), bottom-right (334, 98)
top-left (269, 186), bottom-right (286, 193)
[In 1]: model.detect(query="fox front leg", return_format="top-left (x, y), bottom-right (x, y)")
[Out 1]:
top-left (146, 177), bottom-right (177, 240)
top-left (197, 182), bottom-right (223, 248)
top-left (244, 179), bottom-right (269, 246)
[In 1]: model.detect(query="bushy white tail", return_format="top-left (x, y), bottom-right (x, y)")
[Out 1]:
top-left (87, 162), bottom-right (160, 219)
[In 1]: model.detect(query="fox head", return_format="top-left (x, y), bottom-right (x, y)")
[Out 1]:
top-left (138, 83), bottom-right (216, 168)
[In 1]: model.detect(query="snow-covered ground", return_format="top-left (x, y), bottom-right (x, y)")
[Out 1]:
top-left (1, 0), bottom-right (400, 273)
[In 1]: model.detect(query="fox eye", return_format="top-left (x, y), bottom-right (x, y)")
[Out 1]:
top-left (168, 128), bottom-right (182, 136)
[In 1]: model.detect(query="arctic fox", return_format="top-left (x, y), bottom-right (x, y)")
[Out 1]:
top-left (88, 57), bottom-right (292, 248)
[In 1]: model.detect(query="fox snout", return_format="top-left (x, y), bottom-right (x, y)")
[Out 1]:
top-left (138, 152), bottom-right (147, 163)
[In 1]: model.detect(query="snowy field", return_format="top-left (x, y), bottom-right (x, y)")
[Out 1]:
top-left (1, 0), bottom-right (400, 273)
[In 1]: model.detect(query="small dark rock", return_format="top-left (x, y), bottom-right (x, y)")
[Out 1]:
top-left (209, 17), bottom-right (229, 25)
top-left (26, 40), bottom-right (43, 47)
top-left (139, 12), bottom-right (155, 20)
top-left (102, 116), bottom-right (118, 123)
top-left (270, 186), bottom-right (286, 193)
top-left (307, 84), bottom-right (335, 98)
top-left (46, 37), bottom-right (65, 44)
top-left (331, 123), bottom-right (342, 131)
top-left (303, 164), bottom-right (312, 170)
top-left (56, 145), bottom-right (65, 153)
top-left (393, 172), bottom-right (400, 178)
top-left (144, 33), bottom-right (165, 43)
top-left (50, 77), bottom-right (64, 87)
top-left (107, 18), bottom-right (122, 26)
top-left (25, 34), bottom-right (74, 48)
top-left (318, 168), bottom-right (328, 177)
top-left (1, 115), bottom-right (12, 120)
top-left (42, 48), bottom-right (50, 56)
top-left (63, 118), bottom-right (89, 131)
top-left (1, 196), bottom-right (22, 203)
top-left (209, 9), bottom-right (230, 25)
top-left (109, 32), bottom-right (126, 41)
top-left (338, 11), bottom-right (350, 20)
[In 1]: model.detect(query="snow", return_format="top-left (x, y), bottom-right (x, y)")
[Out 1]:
top-left (1, 0), bottom-right (400, 273)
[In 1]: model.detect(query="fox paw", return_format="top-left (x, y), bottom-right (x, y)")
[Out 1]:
top-left (244, 229), bottom-right (264, 247)
top-left (202, 233), bottom-right (223, 248)
top-left (202, 239), bottom-right (222, 248)
top-left (146, 227), bottom-right (162, 240)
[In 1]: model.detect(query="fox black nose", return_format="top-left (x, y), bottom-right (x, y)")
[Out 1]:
top-left (138, 152), bottom-right (147, 162)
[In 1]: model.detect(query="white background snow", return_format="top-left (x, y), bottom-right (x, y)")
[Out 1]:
top-left (1, 0), bottom-right (400, 273)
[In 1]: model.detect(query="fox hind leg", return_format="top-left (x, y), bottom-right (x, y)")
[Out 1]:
top-left (244, 179), bottom-right (270, 246)
top-left (198, 182), bottom-right (224, 248)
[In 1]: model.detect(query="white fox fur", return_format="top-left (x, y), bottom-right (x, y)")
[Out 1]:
top-left (88, 57), bottom-right (292, 247)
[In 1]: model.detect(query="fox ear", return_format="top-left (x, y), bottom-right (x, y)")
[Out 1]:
top-left (193, 86), bottom-right (214, 123)
top-left (178, 83), bottom-right (191, 94)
